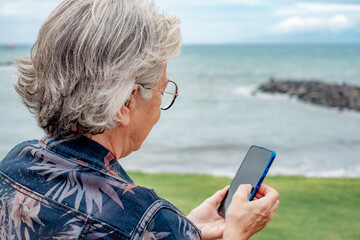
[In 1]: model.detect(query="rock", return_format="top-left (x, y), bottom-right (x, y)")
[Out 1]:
top-left (0, 61), bottom-right (13, 66)
top-left (257, 79), bottom-right (360, 112)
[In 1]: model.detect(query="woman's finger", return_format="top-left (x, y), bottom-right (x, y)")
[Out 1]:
top-left (233, 184), bottom-right (253, 202)
top-left (206, 185), bottom-right (230, 205)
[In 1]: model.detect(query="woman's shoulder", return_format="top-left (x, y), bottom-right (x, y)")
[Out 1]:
top-left (1, 139), bottom-right (39, 158)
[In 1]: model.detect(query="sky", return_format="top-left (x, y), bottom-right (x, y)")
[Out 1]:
top-left (0, 0), bottom-right (360, 45)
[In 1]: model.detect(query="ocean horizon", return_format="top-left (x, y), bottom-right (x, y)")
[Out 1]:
top-left (1, 44), bottom-right (359, 178)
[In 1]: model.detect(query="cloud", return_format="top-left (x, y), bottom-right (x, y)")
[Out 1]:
top-left (275, 3), bottom-right (360, 16)
top-left (1, 0), bottom-right (359, 44)
top-left (272, 15), bottom-right (354, 34)
top-left (155, 0), bottom-right (264, 8)
top-left (0, 0), bottom-right (60, 18)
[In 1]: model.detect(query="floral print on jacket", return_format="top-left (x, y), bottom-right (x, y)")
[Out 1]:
top-left (0, 136), bottom-right (202, 239)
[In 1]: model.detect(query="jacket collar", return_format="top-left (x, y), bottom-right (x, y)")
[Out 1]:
top-left (40, 135), bottom-right (134, 184)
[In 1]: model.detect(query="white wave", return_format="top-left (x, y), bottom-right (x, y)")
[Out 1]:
top-left (122, 161), bottom-right (360, 178)
top-left (233, 85), bottom-right (294, 100)
top-left (252, 91), bottom-right (291, 100)
top-left (233, 85), bottom-right (258, 98)
top-left (270, 165), bottom-right (360, 178)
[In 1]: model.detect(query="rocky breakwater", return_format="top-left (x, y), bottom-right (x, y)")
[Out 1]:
top-left (257, 79), bottom-right (360, 111)
top-left (0, 61), bottom-right (13, 66)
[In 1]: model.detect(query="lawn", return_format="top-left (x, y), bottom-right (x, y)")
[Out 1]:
top-left (129, 172), bottom-right (360, 240)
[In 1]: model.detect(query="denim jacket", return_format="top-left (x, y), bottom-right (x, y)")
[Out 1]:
top-left (0, 136), bottom-right (202, 240)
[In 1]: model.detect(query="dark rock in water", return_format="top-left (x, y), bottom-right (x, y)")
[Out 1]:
top-left (258, 79), bottom-right (360, 111)
top-left (0, 61), bottom-right (13, 66)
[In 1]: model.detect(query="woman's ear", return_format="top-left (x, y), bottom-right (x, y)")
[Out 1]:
top-left (117, 105), bottom-right (130, 127)
top-left (117, 84), bottom-right (139, 127)
top-left (127, 84), bottom-right (140, 110)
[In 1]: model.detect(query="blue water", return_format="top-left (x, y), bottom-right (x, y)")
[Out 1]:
top-left (1, 44), bottom-right (360, 177)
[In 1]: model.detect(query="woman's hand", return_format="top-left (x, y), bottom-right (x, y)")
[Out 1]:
top-left (223, 184), bottom-right (280, 240)
top-left (187, 186), bottom-right (229, 240)
top-left (187, 184), bottom-right (279, 240)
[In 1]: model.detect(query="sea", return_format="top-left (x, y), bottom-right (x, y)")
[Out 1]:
top-left (1, 44), bottom-right (360, 178)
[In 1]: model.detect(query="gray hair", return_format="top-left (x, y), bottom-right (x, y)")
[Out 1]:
top-left (15, 0), bottom-right (182, 137)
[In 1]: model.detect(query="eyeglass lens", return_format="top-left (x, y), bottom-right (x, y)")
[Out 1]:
top-left (161, 81), bottom-right (177, 110)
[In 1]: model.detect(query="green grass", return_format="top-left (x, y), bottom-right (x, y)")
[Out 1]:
top-left (129, 172), bottom-right (360, 240)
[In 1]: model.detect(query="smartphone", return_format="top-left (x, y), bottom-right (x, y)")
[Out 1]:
top-left (218, 145), bottom-right (276, 218)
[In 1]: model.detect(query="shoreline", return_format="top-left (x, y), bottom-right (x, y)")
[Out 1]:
top-left (125, 168), bottom-right (360, 179)
top-left (1, 149), bottom-right (359, 178)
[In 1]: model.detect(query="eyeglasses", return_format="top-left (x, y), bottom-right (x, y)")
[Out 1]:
top-left (146, 80), bottom-right (179, 110)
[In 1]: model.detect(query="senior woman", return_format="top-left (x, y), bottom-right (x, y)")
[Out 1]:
top-left (0, 0), bottom-right (279, 239)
